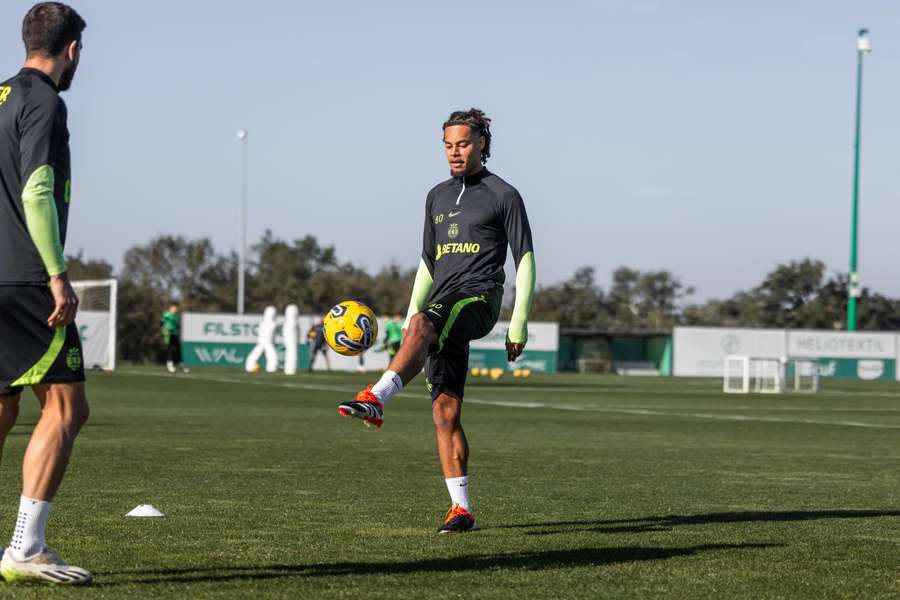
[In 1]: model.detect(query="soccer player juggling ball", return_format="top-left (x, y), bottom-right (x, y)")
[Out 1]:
top-left (339, 109), bottom-right (535, 534)
top-left (0, 2), bottom-right (92, 584)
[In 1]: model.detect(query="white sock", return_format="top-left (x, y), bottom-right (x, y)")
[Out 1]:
top-left (9, 496), bottom-right (50, 560)
top-left (445, 476), bottom-right (471, 511)
top-left (370, 370), bottom-right (403, 405)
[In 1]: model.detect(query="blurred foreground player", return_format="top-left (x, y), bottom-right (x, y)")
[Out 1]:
top-left (0, 2), bottom-right (91, 584)
top-left (338, 109), bottom-right (535, 533)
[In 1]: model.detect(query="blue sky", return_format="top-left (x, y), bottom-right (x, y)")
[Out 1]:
top-left (1, 0), bottom-right (898, 301)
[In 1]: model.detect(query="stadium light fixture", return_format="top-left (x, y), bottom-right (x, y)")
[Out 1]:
top-left (237, 129), bottom-right (248, 315)
top-left (847, 29), bottom-right (870, 331)
top-left (857, 29), bottom-right (871, 53)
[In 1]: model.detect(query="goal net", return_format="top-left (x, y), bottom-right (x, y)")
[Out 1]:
top-left (751, 358), bottom-right (783, 394)
top-left (723, 355), bottom-right (750, 393)
top-left (784, 358), bottom-right (819, 393)
top-left (724, 356), bottom-right (783, 393)
top-left (723, 355), bottom-right (819, 394)
top-left (71, 279), bottom-right (117, 371)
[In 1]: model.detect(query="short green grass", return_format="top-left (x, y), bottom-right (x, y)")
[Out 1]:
top-left (1, 367), bottom-right (899, 598)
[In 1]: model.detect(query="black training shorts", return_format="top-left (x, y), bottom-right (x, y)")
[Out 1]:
top-left (0, 285), bottom-right (85, 396)
top-left (421, 286), bottom-right (502, 401)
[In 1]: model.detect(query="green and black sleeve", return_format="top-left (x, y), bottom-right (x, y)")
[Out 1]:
top-left (0, 68), bottom-right (71, 284)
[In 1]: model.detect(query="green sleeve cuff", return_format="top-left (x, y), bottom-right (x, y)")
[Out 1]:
top-left (22, 164), bottom-right (67, 276)
top-left (403, 259), bottom-right (434, 329)
top-left (507, 251), bottom-right (535, 344)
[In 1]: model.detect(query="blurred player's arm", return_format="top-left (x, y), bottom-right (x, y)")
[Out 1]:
top-left (504, 190), bottom-right (535, 360)
top-left (403, 196), bottom-right (436, 331)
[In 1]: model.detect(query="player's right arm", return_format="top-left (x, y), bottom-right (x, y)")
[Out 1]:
top-left (403, 195), bottom-right (436, 331)
top-left (19, 95), bottom-right (78, 327)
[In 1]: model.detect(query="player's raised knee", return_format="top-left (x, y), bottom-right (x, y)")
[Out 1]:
top-left (409, 312), bottom-right (436, 342)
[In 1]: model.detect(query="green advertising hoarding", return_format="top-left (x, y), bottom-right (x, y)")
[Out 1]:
top-left (181, 313), bottom-right (559, 373)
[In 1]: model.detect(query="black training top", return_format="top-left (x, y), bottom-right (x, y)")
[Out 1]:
top-left (422, 168), bottom-right (533, 301)
top-left (0, 68), bottom-right (72, 284)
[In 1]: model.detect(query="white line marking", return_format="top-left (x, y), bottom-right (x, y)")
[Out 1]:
top-left (475, 385), bottom-right (900, 399)
top-left (463, 399), bottom-right (900, 430)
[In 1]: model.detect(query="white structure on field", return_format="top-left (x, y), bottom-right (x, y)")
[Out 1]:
top-left (283, 304), bottom-right (299, 375)
top-left (72, 279), bottom-right (118, 371)
top-left (723, 355), bottom-right (819, 394)
top-left (245, 306), bottom-right (279, 373)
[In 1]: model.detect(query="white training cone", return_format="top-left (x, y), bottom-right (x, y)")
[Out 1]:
top-left (126, 504), bottom-right (165, 518)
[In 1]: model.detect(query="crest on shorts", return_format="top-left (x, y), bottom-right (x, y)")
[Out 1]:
top-left (448, 223), bottom-right (459, 239)
top-left (66, 348), bottom-right (82, 371)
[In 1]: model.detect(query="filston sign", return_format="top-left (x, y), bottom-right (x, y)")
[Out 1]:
top-left (181, 313), bottom-right (558, 373)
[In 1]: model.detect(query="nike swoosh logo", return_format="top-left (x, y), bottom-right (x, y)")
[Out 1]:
top-left (449, 210), bottom-right (462, 217)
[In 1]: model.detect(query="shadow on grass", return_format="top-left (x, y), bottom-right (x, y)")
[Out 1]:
top-left (494, 509), bottom-right (900, 535)
top-left (98, 543), bottom-right (775, 586)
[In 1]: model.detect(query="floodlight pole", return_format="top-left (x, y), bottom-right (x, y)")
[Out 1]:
top-left (237, 129), bottom-right (248, 315)
top-left (847, 30), bottom-right (870, 331)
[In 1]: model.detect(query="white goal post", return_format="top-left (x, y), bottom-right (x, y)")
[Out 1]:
top-left (723, 355), bottom-right (819, 394)
top-left (71, 279), bottom-right (117, 371)
top-left (784, 358), bottom-right (819, 393)
top-left (723, 355), bottom-right (750, 393)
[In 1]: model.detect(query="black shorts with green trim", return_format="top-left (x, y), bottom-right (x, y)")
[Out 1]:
top-left (0, 285), bottom-right (85, 396)
top-left (421, 287), bottom-right (502, 402)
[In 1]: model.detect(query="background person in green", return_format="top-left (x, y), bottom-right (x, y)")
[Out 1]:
top-left (383, 314), bottom-right (403, 358)
top-left (161, 301), bottom-right (187, 373)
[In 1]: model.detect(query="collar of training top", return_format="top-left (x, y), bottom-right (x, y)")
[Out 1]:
top-left (18, 67), bottom-right (59, 92)
top-left (454, 167), bottom-right (491, 185)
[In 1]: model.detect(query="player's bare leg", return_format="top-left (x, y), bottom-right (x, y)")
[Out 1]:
top-left (387, 313), bottom-right (435, 383)
top-left (338, 313), bottom-right (436, 427)
top-left (433, 390), bottom-right (476, 534)
top-left (1, 383), bottom-right (91, 584)
top-left (432, 391), bottom-right (467, 478)
top-left (22, 383), bottom-right (89, 501)
top-left (0, 394), bottom-right (21, 466)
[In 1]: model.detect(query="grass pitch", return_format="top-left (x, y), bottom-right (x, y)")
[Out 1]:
top-left (1, 367), bottom-right (899, 598)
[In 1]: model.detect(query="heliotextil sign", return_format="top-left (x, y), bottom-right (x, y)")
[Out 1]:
top-left (786, 331), bottom-right (895, 381)
top-left (674, 326), bottom-right (899, 380)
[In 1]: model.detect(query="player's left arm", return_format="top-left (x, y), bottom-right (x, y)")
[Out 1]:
top-left (19, 97), bottom-right (68, 277)
top-left (19, 96), bottom-right (78, 327)
top-left (503, 190), bottom-right (536, 362)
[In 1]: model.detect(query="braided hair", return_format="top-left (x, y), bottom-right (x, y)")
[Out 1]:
top-left (442, 108), bottom-right (492, 164)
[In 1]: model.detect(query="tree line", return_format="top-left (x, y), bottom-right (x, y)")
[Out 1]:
top-left (528, 259), bottom-right (900, 332)
top-left (66, 234), bottom-right (900, 362)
